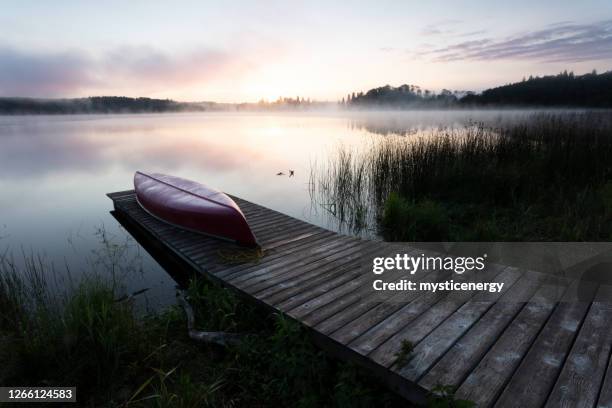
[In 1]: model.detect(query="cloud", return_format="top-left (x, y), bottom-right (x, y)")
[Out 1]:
top-left (420, 19), bottom-right (463, 36)
top-left (0, 48), bottom-right (97, 96)
top-left (424, 20), bottom-right (612, 63)
top-left (0, 45), bottom-right (255, 98)
top-left (100, 46), bottom-right (241, 89)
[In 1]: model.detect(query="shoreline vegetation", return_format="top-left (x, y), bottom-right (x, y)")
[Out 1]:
top-left (1, 70), bottom-right (610, 114)
top-left (311, 112), bottom-right (612, 241)
top-left (0, 236), bottom-right (419, 407)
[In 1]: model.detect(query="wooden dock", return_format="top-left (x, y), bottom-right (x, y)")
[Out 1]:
top-left (108, 190), bottom-right (612, 407)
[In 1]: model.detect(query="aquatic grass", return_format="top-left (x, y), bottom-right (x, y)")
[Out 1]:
top-left (382, 194), bottom-right (448, 241)
top-left (186, 278), bottom-right (264, 334)
top-left (311, 112), bottom-right (612, 241)
top-left (0, 233), bottom-right (408, 406)
top-left (0, 255), bottom-right (144, 396)
top-left (310, 145), bottom-right (373, 234)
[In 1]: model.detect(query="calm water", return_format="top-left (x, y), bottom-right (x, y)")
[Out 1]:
top-left (0, 110), bottom-right (550, 307)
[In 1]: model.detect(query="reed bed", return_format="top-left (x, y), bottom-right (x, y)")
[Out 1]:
top-left (311, 112), bottom-right (612, 241)
top-left (0, 231), bottom-right (406, 406)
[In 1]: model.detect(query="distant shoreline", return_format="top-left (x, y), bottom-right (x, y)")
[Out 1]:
top-left (2, 70), bottom-right (611, 114)
top-left (1, 107), bottom-right (609, 116)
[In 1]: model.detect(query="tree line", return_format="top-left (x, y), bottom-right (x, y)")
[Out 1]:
top-left (343, 70), bottom-right (612, 108)
top-left (0, 96), bottom-right (207, 114)
top-left (1, 70), bottom-right (610, 114)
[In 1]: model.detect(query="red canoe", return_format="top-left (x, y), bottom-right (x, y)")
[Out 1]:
top-left (134, 171), bottom-right (258, 247)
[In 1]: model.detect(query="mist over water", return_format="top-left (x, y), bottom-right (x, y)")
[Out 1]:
top-left (0, 110), bottom-right (592, 306)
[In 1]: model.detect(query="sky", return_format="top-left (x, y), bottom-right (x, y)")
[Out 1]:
top-left (1, 0), bottom-right (611, 102)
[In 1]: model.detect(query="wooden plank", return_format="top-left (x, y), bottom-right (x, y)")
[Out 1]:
top-left (366, 264), bottom-right (508, 368)
top-left (397, 267), bottom-right (523, 382)
top-left (204, 238), bottom-right (353, 288)
top-left (597, 342), bottom-right (612, 408)
top-left (298, 266), bottom-right (420, 328)
top-left (289, 248), bottom-right (427, 328)
top-left (266, 242), bottom-right (391, 310)
top-left (266, 242), bottom-right (398, 310)
top-left (106, 190), bottom-right (136, 200)
top-left (179, 238), bottom-right (227, 256)
top-left (162, 230), bottom-right (207, 246)
top-left (493, 279), bottom-right (598, 408)
top-left (254, 220), bottom-right (321, 237)
top-left (186, 224), bottom-right (331, 265)
top-left (257, 230), bottom-right (325, 250)
top-left (241, 210), bottom-right (296, 227)
top-left (343, 272), bottom-right (455, 356)
top-left (346, 264), bottom-right (506, 359)
top-left (241, 239), bottom-right (370, 293)
top-left (234, 240), bottom-right (369, 293)
top-left (204, 231), bottom-right (338, 277)
top-left (545, 284), bottom-right (612, 408)
top-left (377, 266), bottom-right (518, 372)
top-left (312, 249), bottom-right (446, 336)
top-left (169, 235), bottom-right (217, 252)
top-left (223, 237), bottom-right (356, 283)
top-left (419, 272), bottom-right (546, 391)
top-left (325, 267), bottom-right (451, 343)
top-left (252, 221), bottom-right (321, 242)
top-left (454, 277), bottom-right (568, 406)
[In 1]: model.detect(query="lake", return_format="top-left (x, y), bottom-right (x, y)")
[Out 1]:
top-left (0, 110), bottom-right (570, 308)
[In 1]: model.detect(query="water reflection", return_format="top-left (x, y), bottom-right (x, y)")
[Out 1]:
top-left (0, 110), bottom-right (568, 305)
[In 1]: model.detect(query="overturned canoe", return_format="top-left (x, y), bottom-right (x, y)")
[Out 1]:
top-left (134, 171), bottom-right (258, 247)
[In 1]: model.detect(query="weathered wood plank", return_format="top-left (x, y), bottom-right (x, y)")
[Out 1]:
top-left (223, 238), bottom-right (357, 284)
top-left (203, 231), bottom-right (338, 276)
top-left (367, 264), bottom-right (507, 368)
top-left (398, 267), bottom-right (524, 382)
top-left (419, 272), bottom-right (546, 391)
top-left (494, 279), bottom-right (598, 408)
top-left (325, 267), bottom-right (450, 344)
top-left (235, 240), bottom-right (368, 293)
top-left (298, 265), bottom-right (422, 328)
top-left (187, 225), bottom-right (334, 265)
top-left (454, 277), bottom-right (568, 407)
top-left (376, 266), bottom-right (517, 372)
top-left (545, 284), bottom-right (612, 408)
top-left (268, 242), bottom-right (397, 311)
top-left (596, 343), bottom-right (612, 408)
top-left (312, 249), bottom-right (444, 336)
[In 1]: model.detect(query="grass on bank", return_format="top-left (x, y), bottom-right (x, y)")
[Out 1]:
top-left (0, 250), bottom-right (412, 407)
top-left (312, 112), bottom-right (612, 241)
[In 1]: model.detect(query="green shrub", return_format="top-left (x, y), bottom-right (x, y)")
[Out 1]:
top-left (382, 193), bottom-right (448, 241)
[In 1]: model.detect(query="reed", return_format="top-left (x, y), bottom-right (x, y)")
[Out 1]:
top-left (0, 235), bottom-right (406, 406)
top-left (311, 112), bottom-right (612, 241)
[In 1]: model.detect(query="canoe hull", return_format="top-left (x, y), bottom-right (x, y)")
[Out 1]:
top-left (134, 171), bottom-right (258, 247)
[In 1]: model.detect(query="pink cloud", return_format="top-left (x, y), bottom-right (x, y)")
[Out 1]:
top-left (0, 44), bottom-right (274, 98)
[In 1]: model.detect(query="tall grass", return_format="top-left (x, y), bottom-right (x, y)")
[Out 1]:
top-left (311, 112), bottom-right (612, 240)
top-left (0, 251), bottom-right (144, 399)
top-left (0, 236), bottom-right (407, 406)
